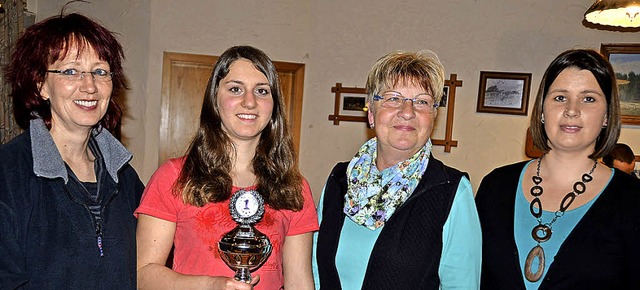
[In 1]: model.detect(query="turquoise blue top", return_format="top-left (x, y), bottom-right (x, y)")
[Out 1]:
top-left (514, 160), bottom-right (611, 290)
top-left (312, 176), bottom-right (482, 289)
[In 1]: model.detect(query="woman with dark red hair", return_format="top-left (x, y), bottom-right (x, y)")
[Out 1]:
top-left (0, 12), bottom-right (144, 289)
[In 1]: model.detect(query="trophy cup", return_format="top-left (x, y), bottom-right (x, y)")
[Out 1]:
top-left (218, 189), bottom-right (272, 283)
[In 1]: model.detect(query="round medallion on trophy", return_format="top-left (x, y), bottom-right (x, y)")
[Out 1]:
top-left (229, 189), bottom-right (265, 224)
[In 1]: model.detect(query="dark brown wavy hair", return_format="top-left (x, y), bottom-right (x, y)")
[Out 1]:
top-left (173, 46), bottom-right (303, 211)
top-left (5, 11), bottom-right (126, 131)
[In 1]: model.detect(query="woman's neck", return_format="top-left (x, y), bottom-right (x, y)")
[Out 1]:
top-left (230, 140), bottom-right (258, 188)
top-left (541, 150), bottom-right (596, 178)
top-left (49, 125), bottom-right (96, 182)
top-left (49, 126), bottom-right (93, 164)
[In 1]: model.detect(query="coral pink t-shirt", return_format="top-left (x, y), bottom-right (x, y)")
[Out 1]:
top-left (135, 158), bottom-right (319, 290)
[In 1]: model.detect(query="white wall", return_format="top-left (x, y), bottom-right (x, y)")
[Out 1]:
top-left (32, 0), bottom-right (640, 202)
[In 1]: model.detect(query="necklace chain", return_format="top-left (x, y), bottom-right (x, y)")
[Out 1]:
top-left (531, 155), bottom-right (597, 227)
top-left (523, 154), bottom-right (597, 282)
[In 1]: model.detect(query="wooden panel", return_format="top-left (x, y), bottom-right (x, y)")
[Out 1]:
top-left (159, 52), bottom-right (304, 166)
top-left (160, 52), bottom-right (217, 165)
top-left (276, 65), bottom-right (305, 153)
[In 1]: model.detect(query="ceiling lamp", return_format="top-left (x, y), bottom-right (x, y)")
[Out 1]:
top-left (585, 0), bottom-right (640, 27)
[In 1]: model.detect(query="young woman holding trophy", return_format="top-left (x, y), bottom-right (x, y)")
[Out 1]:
top-left (136, 46), bottom-right (318, 290)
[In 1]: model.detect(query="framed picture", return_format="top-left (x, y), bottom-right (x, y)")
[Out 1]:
top-left (328, 83), bottom-right (368, 124)
top-left (601, 43), bottom-right (640, 125)
top-left (476, 71), bottom-right (532, 116)
top-left (339, 93), bottom-right (367, 117)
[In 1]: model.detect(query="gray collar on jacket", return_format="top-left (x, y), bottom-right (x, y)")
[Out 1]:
top-left (30, 118), bottom-right (132, 184)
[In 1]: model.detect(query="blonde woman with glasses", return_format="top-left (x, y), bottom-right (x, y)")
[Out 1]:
top-left (313, 50), bottom-right (482, 290)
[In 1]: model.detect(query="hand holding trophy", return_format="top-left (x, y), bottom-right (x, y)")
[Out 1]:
top-left (218, 189), bottom-right (272, 283)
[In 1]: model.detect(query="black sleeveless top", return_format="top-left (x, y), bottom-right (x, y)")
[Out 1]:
top-left (316, 156), bottom-right (467, 290)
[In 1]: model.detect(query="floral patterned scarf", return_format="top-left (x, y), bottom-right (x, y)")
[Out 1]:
top-left (343, 137), bottom-right (431, 230)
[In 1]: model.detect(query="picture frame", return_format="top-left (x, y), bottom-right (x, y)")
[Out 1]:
top-left (601, 43), bottom-right (640, 125)
top-left (339, 93), bottom-right (368, 117)
top-left (328, 83), bottom-right (368, 124)
top-left (476, 71), bottom-right (531, 116)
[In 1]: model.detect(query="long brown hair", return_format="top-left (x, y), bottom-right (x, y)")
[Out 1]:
top-left (173, 46), bottom-right (303, 211)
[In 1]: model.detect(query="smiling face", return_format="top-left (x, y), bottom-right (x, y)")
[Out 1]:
top-left (369, 82), bottom-right (436, 167)
top-left (39, 43), bottom-right (112, 135)
top-left (542, 67), bottom-right (608, 155)
top-left (216, 58), bottom-right (274, 145)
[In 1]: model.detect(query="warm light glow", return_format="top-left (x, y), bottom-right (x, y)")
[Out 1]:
top-left (585, 0), bottom-right (640, 27)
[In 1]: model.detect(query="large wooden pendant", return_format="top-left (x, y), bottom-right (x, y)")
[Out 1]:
top-left (524, 245), bottom-right (545, 282)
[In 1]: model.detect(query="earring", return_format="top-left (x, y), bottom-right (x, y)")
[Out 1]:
top-left (369, 122), bottom-right (375, 129)
top-left (541, 114), bottom-right (545, 124)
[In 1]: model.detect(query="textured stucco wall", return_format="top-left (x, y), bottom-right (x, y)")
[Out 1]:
top-left (31, 0), bottom-right (640, 202)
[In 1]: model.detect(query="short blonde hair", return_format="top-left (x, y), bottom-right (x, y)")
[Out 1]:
top-left (365, 50), bottom-right (445, 105)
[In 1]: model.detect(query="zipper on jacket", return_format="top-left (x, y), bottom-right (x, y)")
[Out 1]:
top-left (63, 184), bottom-right (121, 257)
top-left (96, 221), bottom-right (104, 257)
top-left (94, 188), bottom-right (119, 257)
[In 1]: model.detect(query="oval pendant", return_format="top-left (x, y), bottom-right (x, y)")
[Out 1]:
top-left (524, 245), bottom-right (545, 282)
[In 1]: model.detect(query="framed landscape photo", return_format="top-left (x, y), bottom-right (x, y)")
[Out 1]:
top-left (601, 43), bottom-right (640, 125)
top-left (476, 71), bottom-right (532, 116)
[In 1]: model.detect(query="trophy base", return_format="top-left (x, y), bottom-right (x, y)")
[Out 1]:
top-left (234, 267), bottom-right (252, 283)
top-left (218, 224), bottom-right (272, 284)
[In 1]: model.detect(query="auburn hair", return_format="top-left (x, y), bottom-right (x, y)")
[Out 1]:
top-left (6, 12), bottom-right (126, 131)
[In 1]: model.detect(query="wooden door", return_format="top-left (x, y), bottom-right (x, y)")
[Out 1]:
top-left (159, 52), bottom-right (305, 166)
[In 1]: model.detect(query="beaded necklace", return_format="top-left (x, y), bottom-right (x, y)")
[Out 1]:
top-left (523, 155), bottom-right (597, 282)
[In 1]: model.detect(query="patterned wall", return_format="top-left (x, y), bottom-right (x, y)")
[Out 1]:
top-left (0, 0), bottom-right (30, 144)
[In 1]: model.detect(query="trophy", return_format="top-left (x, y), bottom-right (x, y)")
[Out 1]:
top-left (218, 189), bottom-right (272, 283)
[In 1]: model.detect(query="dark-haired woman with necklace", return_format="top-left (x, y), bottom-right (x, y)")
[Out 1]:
top-left (476, 49), bottom-right (640, 290)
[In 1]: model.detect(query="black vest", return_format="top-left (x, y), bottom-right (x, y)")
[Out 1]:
top-left (316, 156), bottom-right (467, 290)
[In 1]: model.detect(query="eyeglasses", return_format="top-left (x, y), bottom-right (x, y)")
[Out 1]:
top-left (46, 68), bottom-right (113, 82)
top-left (373, 91), bottom-right (438, 112)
